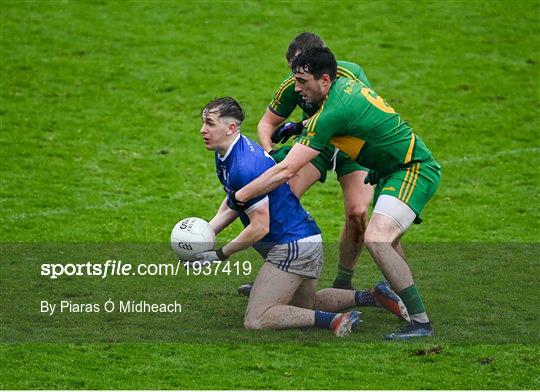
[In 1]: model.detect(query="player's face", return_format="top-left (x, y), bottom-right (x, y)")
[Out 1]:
top-left (200, 112), bottom-right (228, 151)
top-left (293, 70), bottom-right (329, 104)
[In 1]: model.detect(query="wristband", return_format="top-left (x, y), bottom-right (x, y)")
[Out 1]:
top-left (216, 247), bottom-right (227, 260)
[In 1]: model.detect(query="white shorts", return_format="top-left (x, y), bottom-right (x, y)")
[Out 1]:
top-left (265, 234), bottom-right (323, 279)
top-left (373, 194), bottom-right (416, 233)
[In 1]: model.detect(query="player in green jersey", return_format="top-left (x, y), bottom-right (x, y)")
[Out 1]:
top-left (257, 32), bottom-right (375, 290)
top-left (232, 47), bottom-right (441, 340)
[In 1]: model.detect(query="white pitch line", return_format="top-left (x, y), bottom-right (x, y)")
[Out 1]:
top-left (2, 147), bottom-right (538, 222)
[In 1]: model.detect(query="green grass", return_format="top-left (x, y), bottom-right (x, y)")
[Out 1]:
top-left (1, 343), bottom-right (537, 389)
top-left (1, 0), bottom-right (539, 389)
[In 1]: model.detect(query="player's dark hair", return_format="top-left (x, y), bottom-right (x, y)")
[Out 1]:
top-left (291, 47), bottom-right (337, 81)
top-left (202, 97), bottom-right (245, 124)
top-left (286, 32), bottom-right (325, 62)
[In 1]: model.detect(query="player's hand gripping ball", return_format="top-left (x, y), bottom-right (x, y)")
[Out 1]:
top-left (170, 217), bottom-right (216, 260)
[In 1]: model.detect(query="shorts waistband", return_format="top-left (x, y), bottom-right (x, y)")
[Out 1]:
top-left (297, 234), bottom-right (322, 243)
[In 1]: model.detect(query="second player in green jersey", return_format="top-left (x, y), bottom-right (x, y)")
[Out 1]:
top-left (256, 32), bottom-right (375, 291)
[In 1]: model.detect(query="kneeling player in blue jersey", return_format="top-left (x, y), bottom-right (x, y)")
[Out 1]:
top-left (192, 97), bottom-right (369, 336)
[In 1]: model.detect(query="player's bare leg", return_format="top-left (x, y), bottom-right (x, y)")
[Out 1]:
top-left (244, 263), bottom-right (312, 329)
top-left (289, 277), bottom-right (316, 309)
top-left (364, 214), bottom-right (415, 292)
top-left (314, 288), bottom-right (356, 311)
top-left (333, 170), bottom-right (373, 289)
top-left (364, 204), bottom-right (433, 339)
top-left (364, 214), bottom-right (430, 325)
top-left (244, 263), bottom-right (361, 336)
top-left (393, 238), bottom-right (407, 261)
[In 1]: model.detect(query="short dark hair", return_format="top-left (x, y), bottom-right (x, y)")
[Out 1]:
top-left (286, 32), bottom-right (325, 62)
top-left (291, 47), bottom-right (337, 81)
top-left (202, 97), bottom-right (245, 124)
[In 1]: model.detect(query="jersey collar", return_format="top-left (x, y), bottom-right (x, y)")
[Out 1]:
top-left (218, 133), bottom-right (241, 161)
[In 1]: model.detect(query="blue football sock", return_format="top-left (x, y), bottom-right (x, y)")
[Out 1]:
top-left (355, 290), bottom-right (376, 307)
top-left (314, 310), bottom-right (338, 329)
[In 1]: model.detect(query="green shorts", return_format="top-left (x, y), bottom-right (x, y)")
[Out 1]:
top-left (272, 143), bottom-right (368, 183)
top-left (373, 160), bottom-right (441, 224)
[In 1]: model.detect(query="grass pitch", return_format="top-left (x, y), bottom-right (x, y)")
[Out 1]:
top-left (1, 0), bottom-right (539, 389)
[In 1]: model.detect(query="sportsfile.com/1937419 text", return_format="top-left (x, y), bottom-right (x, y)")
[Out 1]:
top-left (40, 259), bottom-right (253, 279)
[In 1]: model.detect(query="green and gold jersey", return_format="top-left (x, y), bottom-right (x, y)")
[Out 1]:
top-left (296, 78), bottom-right (435, 176)
top-left (268, 60), bottom-right (371, 119)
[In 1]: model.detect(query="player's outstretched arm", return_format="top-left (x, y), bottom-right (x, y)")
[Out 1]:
top-left (257, 109), bottom-right (286, 152)
top-left (220, 202), bottom-right (270, 258)
top-left (235, 143), bottom-right (320, 205)
top-left (209, 197), bottom-right (238, 235)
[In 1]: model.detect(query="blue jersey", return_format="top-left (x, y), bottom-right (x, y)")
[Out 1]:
top-left (215, 134), bottom-right (320, 254)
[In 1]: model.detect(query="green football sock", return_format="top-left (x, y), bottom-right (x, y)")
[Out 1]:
top-left (333, 265), bottom-right (354, 287)
top-left (398, 284), bottom-right (426, 315)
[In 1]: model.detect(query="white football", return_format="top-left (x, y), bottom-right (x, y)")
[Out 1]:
top-left (170, 217), bottom-right (216, 260)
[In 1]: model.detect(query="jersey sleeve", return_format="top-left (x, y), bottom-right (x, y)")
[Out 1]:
top-left (268, 75), bottom-right (298, 118)
top-left (295, 94), bottom-right (347, 151)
